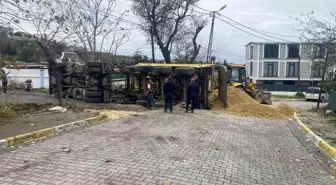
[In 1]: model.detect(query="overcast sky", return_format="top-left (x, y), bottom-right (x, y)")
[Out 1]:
top-left (111, 0), bottom-right (336, 64)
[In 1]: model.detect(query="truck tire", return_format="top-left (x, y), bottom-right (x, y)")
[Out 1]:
top-left (86, 62), bottom-right (102, 67)
top-left (86, 67), bottom-right (102, 73)
top-left (62, 76), bottom-right (71, 85)
top-left (135, 66), bottom-right (154, 73)
top-left (85, 97), bottom-right (102, 103)
top-left (153, 67), bottom-right (172, 74)
top-left (175, 67), bottom-right (194, 76)
top-left (67, 88), bottom-right (74, 98)
top-left (85, 90), bottom-right (103, 98)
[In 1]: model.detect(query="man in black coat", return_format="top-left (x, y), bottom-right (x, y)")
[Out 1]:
top-left (163, 76), bottom-right (176, 113)
top-left (186, 78), bottom-right (200, 113)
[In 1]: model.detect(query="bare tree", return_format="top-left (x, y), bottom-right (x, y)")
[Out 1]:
top-left (131, 0), bottom-right (200, 63)
top-left (1, 0), bottom-right (73, 106)
top-left (294, 11), bottom-right (336, 108)
top-left (107, 28), bottom-right (132, 56)
top-left (173, 15), bottom-right (207, 63)
top-left (59, 0), bottom-right (131, 61)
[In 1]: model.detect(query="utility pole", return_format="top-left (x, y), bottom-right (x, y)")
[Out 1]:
top-left (298, 54), bottom-right (301, 92)
top-left (206, 12), bottom-right (215, 64)
top-left (206, 5), bottom-right (227, 64)
top-left (150, 26), bottom-right (155, 63)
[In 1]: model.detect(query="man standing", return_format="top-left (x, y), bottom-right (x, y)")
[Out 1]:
top-left (145, 76), bottom-right (154, 109)
top-left (1, 69), bottom-right (9, 95)
top-left (186, 78), bottom-right (200, 113)
top-left (163, 76), bottom-right (176, 113)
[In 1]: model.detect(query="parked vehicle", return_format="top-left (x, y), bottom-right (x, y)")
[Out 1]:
top-left (306, 87), bottom-right (329, 102)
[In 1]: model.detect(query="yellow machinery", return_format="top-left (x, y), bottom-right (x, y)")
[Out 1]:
top-left (225, 64), bottom-right (272, 105)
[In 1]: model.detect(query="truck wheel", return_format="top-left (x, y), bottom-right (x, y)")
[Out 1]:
top-left (86, 90), bottom-right (103, 98)
top-left (86, 62), bottom-right (102, 67)
top-left (67, 88), bottom-right (73, 98)
top-left (85, 97), bottom-right (102, 103)
top-left (175, 67), bottom-right (194, 76)
top-left (254, 91), bottom-right (263, 104)
top-left (135, 66), bottom-right (154, 73)
top-left (62, 76), bottom-right (71, 85)
top-left (153, 67), bottom-right (172, 74)
top-left (86, 67), bottom-right (102, 73)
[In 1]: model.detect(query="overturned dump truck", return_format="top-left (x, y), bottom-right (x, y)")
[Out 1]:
top-left (49, 53), bottom-right (228, 108)
top-left (49, 52), bottom-right (121, 103)
top-left (123, 63), bottom-right (228, 109)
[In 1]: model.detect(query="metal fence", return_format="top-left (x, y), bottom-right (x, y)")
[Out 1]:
top-left (256, 84), bottom-right (311, 92)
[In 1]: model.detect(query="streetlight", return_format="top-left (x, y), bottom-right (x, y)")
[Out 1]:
top-left (206, 5), bottom-right (227, 64)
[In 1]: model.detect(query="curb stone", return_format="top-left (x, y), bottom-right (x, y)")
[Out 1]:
top-left (1, 114), bottom-right (108, 148)
top-left (294, 112), bottom-right (336, 176)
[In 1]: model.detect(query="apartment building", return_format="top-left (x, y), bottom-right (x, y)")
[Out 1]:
top-left (245, 42), bottom-right (326, 91)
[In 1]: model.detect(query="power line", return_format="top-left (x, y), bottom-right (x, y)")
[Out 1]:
top-left (218, 14), bottom-right (297, 42)
top-left (193, 4), bottom-right (212, 13)
top-left (212, 49), bottom-right (245, 58)
top-left (193, 5), bottom-right (299, 39)
top-left (216, 16), bottom-right (276, 42)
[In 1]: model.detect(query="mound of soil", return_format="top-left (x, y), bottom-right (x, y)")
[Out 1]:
top-left (208, 87), bottom-right (299, 120)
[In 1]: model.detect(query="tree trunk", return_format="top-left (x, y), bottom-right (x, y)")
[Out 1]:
top-left (161, 46), bottom-right (171, 63)
top-left (54, 67), bottom-right (63, 106)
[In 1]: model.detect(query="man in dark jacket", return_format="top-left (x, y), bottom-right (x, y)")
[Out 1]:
top-left (186, 78), bottom-right (200, 113)
top-left (163, 76), bottom-right (176, 113)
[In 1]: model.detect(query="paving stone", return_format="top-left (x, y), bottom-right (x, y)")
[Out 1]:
top-left (0, 111), bottom-right (334, 185)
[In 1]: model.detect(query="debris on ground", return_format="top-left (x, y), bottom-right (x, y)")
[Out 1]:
top-left (48, 106), bottom-right (67, 113)
top-left (86, 109), bottom-right (140, 120)
top-left (208, 87), bottom-right (299, 120)
top-left (104, 158), bottom-right (113, 163)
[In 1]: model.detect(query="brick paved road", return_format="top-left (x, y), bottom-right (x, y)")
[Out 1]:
top-left (0, 110), bottom-right (334, 185)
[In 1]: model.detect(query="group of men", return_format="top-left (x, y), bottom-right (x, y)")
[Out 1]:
top-left (145, 75), bottom-right (200, 113)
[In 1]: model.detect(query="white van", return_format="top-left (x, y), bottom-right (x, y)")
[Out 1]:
top-left (306, 87), bottom-right (329, 102)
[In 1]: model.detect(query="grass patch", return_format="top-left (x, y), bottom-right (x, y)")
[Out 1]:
top-left (273, 95), bottom-right (305, 99)
top-left (0, 102), bottom-right (52, 118)
top-left (39, 88), bottom-right (48, 93)
top-left (308, 107), bottom-right (336, 124)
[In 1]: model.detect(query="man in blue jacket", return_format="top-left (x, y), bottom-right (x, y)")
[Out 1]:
top-left (186, 78), bottom-right (200, 113)
top-left (163, 76), bottom-right (176, 113)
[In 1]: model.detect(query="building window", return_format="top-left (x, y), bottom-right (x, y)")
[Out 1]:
top-left (311, 62), bottom-right (322, 77)
top-left (250, 62), bottom-right (253, 76)
top-left (263, 62), bottom-right (278, 77)
top-left (286, 62), bottom-right (299, 77)
top-left (287, 44), bottom-right (300, 59)
top-left (313, 44), bottom-right (326, 59)
top-left (264, 44), bottom-right (279, 58)
top-left (249, 45), bottom-right (253, 59)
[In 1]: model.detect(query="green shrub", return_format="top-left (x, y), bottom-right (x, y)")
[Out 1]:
top-left (295, 92), bottom-right (305, 98)
top-left (39, 88), bottom-right (48, 93)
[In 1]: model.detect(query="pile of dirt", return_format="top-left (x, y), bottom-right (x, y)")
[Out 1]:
top-left (274, 103), bottom-right (301, 116)
top-left (208, 87), bottom-right (298, 120)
